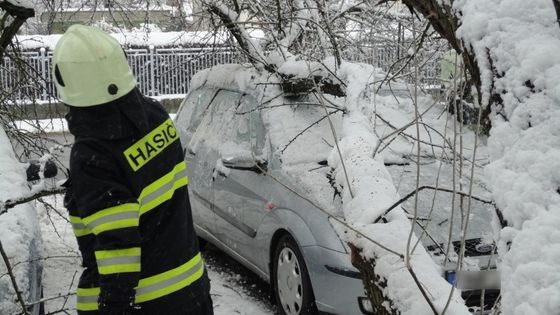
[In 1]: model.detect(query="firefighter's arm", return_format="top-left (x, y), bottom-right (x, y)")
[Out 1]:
top-left (71, 142), bottom-right (141, 314)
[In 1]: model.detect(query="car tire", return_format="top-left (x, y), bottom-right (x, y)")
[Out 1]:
top-left (272, 234), bottom-right (318, 315)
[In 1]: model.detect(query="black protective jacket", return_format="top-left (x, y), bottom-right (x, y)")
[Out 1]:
top-left (63, 88), bottom-right (211, 314)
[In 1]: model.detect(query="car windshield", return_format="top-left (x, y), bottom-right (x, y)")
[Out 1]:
top-left (264, 94), bottom-right (345, 166)
top-left (387, 160), bottom-right (494, 246)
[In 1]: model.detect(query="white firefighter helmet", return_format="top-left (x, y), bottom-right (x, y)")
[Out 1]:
top-left (52, 24), bottom-right (136, 107)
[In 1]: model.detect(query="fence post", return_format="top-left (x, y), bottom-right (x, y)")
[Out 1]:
top-left (149, 45), bottom-right (157, 96)
top-left (40, 47), bottom-right (48, 101)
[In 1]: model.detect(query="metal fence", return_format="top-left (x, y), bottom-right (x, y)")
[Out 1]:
top-left (1, 46), bottom-right (440, 103)
top-left (1, 46), bottom-right (244, 102)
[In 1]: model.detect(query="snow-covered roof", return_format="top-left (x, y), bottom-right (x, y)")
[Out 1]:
top-left (14, 31), bottom-right (229, 50)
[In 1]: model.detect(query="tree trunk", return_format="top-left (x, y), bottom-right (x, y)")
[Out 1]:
top-left (349, 244), bottom-right (399, 315)
top-left (0, 1), bottom-right (35, 60)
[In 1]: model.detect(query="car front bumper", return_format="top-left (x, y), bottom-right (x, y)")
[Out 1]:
top-left (301, 245), bottom-right (369, 315)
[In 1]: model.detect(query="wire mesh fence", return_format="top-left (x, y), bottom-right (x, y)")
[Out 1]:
top-left (1, 45), bottom-right (441, 103)
top-left (1, 46), bottom-right (245, 102)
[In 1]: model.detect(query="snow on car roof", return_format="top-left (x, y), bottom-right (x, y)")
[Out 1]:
top-left (190, 63), bottom-right (260, 93)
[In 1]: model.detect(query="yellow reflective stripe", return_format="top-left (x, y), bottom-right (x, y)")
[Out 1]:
top-left (138, 162), bottom-right (189, 216)
top-left (82, 203), bottom-right (139, 235)
top-left (98, 263), bottom-right (141, 275)
top-left (77, 287), bottom-right (100, 311)
top-left (135, 253), bottom-right (204, 303)
top-left (139, 162), bottom-right (186, 198)
top-left (95, 247), bottom-right (141, 275)
top-left (69, 215), bottom-right (91, 237)
top-left (74, 253), bottom-right (204, 306)
top-left (95, 247), bottom-right (141, 259)
top-left (137, 252), bottom-right (200, 287)
top-left (124, 118), bottom-right (179, 171)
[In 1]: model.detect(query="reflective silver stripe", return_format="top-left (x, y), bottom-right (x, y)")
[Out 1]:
top-left (135, 259), bottom-right (203, 296)
top-left (77, 295), bottom-right (98, 304)
top-left (97, 256), bottom-right (141, 267)
top-left (140, 168), bottom-right (188, 207)
top-left (72, 222), bottom-right (86, 230)
top-left (87, 211), bottom-right (138, 230)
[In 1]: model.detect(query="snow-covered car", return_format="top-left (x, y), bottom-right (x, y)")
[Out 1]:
top-left (0, 127), bottom-right (44, 315)
top-left (174, 64), bottom-right (500, 315)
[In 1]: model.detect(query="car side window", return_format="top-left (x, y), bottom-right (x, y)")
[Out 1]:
top-left (175, 87), bottom-right (218, 137)
top-left (239, 95), bottom-right (266, 157)
top-left (187, 89), bottom-right (248, 156)
top-left (211, 90), bottom-right (250, 153)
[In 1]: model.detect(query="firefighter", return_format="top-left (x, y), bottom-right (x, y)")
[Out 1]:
top-left (54, 24), bottom-right (213, 314)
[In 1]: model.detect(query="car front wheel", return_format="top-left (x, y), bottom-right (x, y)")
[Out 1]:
top-left (272, 234), bottom-right (318, 315)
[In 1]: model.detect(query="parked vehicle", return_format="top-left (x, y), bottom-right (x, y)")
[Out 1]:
top-left (174, 64), bottom-right (499, 315)
top-left (0, 127), bottom-right (45, 315)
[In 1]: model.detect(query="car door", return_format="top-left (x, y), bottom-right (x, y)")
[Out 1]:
top-left (175, 87), bottom-right (219, 232)
top-left (183, 89), bottom-right (251, 248)
top-left (212, 93), bottom-right (271, 259)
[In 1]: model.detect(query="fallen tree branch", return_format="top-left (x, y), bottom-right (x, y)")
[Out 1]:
top-left (26, 291), bottom-right (76, 307)
top-left (281, 75), bottom-right (346, 97)
top-left (1, 187), bottom-right (66, 215)
top-left (349, 244), bottom-right (398, 315)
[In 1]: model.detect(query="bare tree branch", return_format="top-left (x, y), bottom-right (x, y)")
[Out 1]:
top-left (1, 187), bottom-right (66, 215)
top-left (0, 239), bottom-right (29, 315)
top-left (0, 0), bottom-right (34, 60)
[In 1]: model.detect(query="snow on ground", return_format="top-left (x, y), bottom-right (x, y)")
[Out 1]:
top-left (37, 195), bottom-right (274, 314)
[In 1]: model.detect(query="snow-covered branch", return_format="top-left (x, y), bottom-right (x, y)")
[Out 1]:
top-left (204, 1), bottom-right (272, 71)
top-left (0, 187), bottom-right (66, 216)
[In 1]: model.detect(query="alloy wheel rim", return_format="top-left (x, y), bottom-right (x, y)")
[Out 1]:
top-left (277, 247), bottom-right (304, 315)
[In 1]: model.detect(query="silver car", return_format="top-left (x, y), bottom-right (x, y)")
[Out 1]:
top-left (174, 65), bottom-right (499, 315)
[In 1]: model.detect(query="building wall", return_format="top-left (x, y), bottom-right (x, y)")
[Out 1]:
top-left (40, 9), bottom-right (174, 33)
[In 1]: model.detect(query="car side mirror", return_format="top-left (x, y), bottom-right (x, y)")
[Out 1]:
top-left (221, 155), bottom-right (267, 174)
top-left (26, 159), bottom-right (58, 181)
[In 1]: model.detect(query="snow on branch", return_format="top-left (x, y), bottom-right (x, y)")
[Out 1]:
top-left (275, 0), bottom-right (309, 54)
top-left (0, 187), bottom-right (65, 216)
top-left (453, 1), bottom-right (560, 314)
top-left (204, 1), bottom-right (273, 71)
